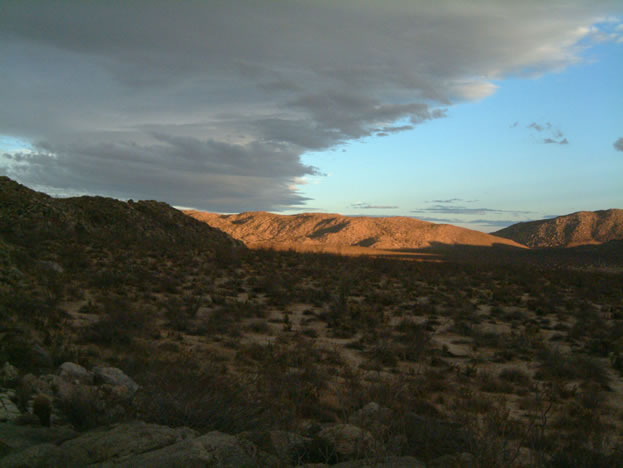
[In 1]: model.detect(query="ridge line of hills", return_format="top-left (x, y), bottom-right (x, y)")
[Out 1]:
top-left (184, 208), bottom-right (623, 252)
top-left (2, 176), bottom-right (621, 253)
top-left (184, 210), bottom-right (526, 251)
top-left (493, 208), bottom-right (623, 248)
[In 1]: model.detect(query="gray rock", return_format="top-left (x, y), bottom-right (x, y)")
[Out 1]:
top-left (38, 260), bottom-right (64, 273)
top-left (318, 424), bottom-right (374, 460)
top-left (0, 442), bottom-right (85, 468)
top-left (59, 362), bottom-right (94, 385)
top-left (93, 367), bottom-right (139, 395)
top-left (333, 456), bottom-right (426, 467)
top-left (12, 413), bottom-right (41, 426)
top-left (0, 422), bottom-right (77, 451)
top-left (349, 402), bottom-right (393, 429)
top-left (0, 362), bottom-right (18, 386)
top-left (21, 373), bottom-right (52, 397)
top-left (116, 431), bottom-right (266, 467)
top-left (59, 421), bottom-right (198, 465)
top-left (0, 393), bottom-right (20, 422)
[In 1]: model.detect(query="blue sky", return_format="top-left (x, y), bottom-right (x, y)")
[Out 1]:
top-left (296, 37), bottom-right (623, 230)
top-left (1, 2), bottom-right (622, 232)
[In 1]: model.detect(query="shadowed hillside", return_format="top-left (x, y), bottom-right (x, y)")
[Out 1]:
top-left (494, 209), bottom-right (623, 248)
top-left (185, 210), bottom-right (527, 251)
top-left (0, 176), bottom-right (241, 253)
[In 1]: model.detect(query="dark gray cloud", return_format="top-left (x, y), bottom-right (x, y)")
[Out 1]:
top-left (614, 138), bottom-right (623, 152)
top-left (1, 1), bottom-right (618, 210)
top-left (411, 205), bottom-right (531, 216)
top-left (351, 202), bottom-right (399, 210)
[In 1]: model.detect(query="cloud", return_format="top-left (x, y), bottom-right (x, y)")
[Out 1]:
top-left (528, 122), bottom-right (551, 132)
top-left (417, 216), bottom-right (464, 224)
top-left (614, 137), bottom-right (623, 151)
top-left (470, 219), bottom-right (522, 228)
top-left (1, 1), bottom-right (619, 210)
top-left (411, 205), bottom-right (531, 216)
top-left (544, 137), bottom-right (569, 145)
top-left (351, 202), bottom-right (399, 210)
top-left (525, 121), bottom-right (569, 145)
top-left (427, 198), bottom-right (478, 204)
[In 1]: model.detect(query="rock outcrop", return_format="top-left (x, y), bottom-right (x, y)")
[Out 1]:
top-left (493, 209), bottom-right (623, 248)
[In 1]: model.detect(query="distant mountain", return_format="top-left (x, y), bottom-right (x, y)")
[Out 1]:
top-left (184, 210), bottom-right (526, 251)
top-left (0, 176), bottom-right (241, 253)
top-left (493, 209), bottom-right (623, 248)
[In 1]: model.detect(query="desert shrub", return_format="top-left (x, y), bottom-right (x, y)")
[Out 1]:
top-left (478, 372), bottom-right (514, 394)
top-left (58, 386), bottom-right (100, 430)
top-left (536, 348), bottom-right (609, 386)
top-left (85, 299), bottom-right (150, 346)
top-left (33, 394), bottom-right (51, 426)
top-left (136, 359), bottom-right (267, 433)
top-left (499, 367), bottom-right (530, 385)
top-left (244, 319), bottom-right (270, 334)
top-left (549, 446), bottom-right (623, 468)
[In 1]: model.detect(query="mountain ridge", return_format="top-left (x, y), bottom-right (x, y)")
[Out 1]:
top-left (493, 209), bottom-right (623, 248)
top-left (0, 176), bottom-right (241, 253)
top-left (184, 210), bottom-right (527, 251)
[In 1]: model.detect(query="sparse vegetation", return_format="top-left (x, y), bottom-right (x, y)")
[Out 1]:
top-left (1, 177), bottom-right (623, 467)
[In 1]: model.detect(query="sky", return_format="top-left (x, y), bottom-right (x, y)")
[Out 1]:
top-left (1, 1), bottom-right (622, 232)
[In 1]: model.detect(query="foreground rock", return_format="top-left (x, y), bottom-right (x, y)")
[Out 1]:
top-left (317, 423), bottom-right (374, 460)
top-left (116, 430), bottom-right (276, 467)
top-left (0, 421), bottom-right (276, 467)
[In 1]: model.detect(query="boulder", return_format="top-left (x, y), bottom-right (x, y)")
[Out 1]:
top-left (0, 362), bottom-right (18, 386)
top-left (59, 362), bottom-right (93, 385)
top-left (93, 367), bottom-right (139, 395)
top-left (0, 442), bottom-right (85, 468)
top-left (349, 402), bottom-right (393, 429)
top-left (116, 430), bottom-right (272, 467)
top-left (317, 424), bottom-right (374, 460)
top-left (0, 393), bottom-right (20, 422)
top-left (0, 422), bottom-right (76, 452)
top-left (19, 374), bottom-right (52, 401)
top-left (58, 421), bottom-right (197, 465)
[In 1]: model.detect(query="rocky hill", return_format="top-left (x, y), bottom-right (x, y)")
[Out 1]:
top-left (184, 210), bottom-right (526, 250)
top-left (0, 176), bottom-right (241, 254)
top-left (493, 209), bottom-right (623, 248)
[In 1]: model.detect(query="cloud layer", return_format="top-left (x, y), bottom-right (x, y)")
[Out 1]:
top-left (1, 1), bottom-right (620, 210)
